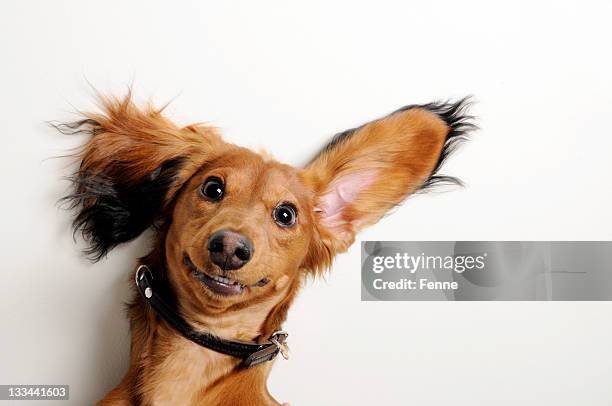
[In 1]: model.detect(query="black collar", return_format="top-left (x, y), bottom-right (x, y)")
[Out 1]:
top-left (135, 265), bottom-right (289, 368)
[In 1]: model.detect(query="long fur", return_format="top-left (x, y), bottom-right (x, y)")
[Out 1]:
top-left (61, 157), bottom-right (184, 260)
top-left (55, 94), bottom-right (223, 260)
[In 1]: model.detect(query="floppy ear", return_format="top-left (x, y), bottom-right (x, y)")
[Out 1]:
top-left (58, 93), bottom-right (224, 260)
top-left (302, 99), bottom-right (475, 268)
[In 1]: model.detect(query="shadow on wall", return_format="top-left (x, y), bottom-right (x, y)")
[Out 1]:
top-left (74, 237), bottom-right (151, 405)
top-left (90, 259), bottom-right (133, 402)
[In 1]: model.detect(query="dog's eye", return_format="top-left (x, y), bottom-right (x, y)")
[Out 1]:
top-left (273, 203), bottom-right (297, 227)
top-left (201, 177), bottom-right (224, 201)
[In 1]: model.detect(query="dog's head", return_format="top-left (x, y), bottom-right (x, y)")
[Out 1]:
top-left (61, 94), bottom-right (473, 333)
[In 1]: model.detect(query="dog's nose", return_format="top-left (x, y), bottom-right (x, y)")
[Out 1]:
top-left (207, 230), bottom-right (253, 270)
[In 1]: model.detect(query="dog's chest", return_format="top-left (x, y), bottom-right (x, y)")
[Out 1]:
top-left (143, 338), bottom-right (235, 405)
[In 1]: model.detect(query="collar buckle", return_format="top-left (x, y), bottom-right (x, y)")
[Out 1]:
top-left (269, 330), bottom-right (290, 360)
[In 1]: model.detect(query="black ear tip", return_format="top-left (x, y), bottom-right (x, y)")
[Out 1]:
top-left (413, 97), bottom-right (477, 192)
top-left (422, 97), bottom-right (478, 135)
top-left (394, 96), bottom-right (478, 134)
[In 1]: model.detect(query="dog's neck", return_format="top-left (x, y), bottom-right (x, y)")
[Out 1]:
top-left (129, 250), bottom-right (297, 404)
top-left (187, 299), bottom-right (282, 341)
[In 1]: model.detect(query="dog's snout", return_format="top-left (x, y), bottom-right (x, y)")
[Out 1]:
top-left (207, 230), bottom-right (253, 270)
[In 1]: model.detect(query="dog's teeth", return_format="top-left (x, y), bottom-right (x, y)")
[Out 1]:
top-left (211, 274), bottom-right (236, 285)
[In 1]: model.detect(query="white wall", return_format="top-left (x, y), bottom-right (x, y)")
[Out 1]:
top-left (1, 1), bottom-right (611, 405)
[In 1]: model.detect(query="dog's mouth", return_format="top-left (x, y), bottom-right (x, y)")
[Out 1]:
top-left (184, 255), bottom-right (270, 296)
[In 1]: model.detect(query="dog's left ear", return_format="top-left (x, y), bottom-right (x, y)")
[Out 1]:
top-left (302, 99), bottom-right (475, 269)
top-left (59, 94), bottom-right (224, 261)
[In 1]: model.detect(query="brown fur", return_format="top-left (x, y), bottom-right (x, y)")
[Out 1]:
top-left (61, 94), bottom-right (472, 405)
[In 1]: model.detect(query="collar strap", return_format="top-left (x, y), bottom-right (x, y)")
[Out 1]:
top-left (135, 265), bottom-right (289, 368)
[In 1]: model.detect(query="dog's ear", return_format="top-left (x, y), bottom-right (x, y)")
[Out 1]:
top-left (58, 94), bottom-right (224, 261)
top-left (302, 99), bottom-right (475, 270)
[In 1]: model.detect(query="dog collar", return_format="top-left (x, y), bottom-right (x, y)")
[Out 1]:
top-left (134, 265), bottom-right (289, 368)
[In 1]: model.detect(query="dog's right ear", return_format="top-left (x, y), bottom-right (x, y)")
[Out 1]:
top-left (57, 94), bottom-right (224, 261)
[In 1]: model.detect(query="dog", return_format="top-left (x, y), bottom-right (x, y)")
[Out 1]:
top-left (59, 93), bottom-right (474, 405)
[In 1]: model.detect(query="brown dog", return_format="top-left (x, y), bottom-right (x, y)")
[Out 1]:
top-left (60, 93), bottom-right (474, 405)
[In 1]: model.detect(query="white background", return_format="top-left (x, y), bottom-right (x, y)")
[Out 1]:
top-left (1, 1), bottom-right (611, 405)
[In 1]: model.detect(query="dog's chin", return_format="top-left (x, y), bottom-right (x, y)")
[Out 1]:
top-left (183, 255), bottom-right (270, 297)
